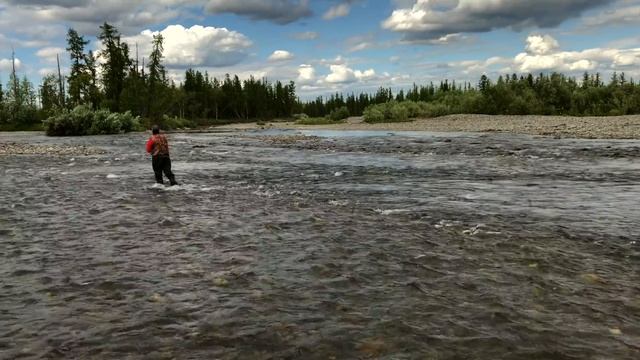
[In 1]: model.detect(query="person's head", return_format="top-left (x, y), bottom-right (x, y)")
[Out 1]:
top-left (152, 125), bottom-right (160, 135)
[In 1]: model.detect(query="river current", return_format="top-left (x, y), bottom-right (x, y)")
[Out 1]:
top-left (1, 130), bottom-right (639, 359)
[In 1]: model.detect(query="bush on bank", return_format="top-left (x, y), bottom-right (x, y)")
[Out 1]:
top-left (329, 106), bottom-right (350, 121)
top-left (44, 105), bottom-right (141, 136)
top-left (364, 101), bottom-right (418, 123)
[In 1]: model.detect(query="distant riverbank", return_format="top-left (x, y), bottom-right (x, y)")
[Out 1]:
top-left (217, 114), bottom-right (640, 140)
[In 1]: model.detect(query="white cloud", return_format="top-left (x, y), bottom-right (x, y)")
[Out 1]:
top-left (440, 34), bottom-right (640, 79)
top-left (525, 35), bottom-right (560, 55)
top-left (36, 46), bottom-right (66, 63)
top-left (345, 33), bottom-right (381, 52)
top-left (325, 64), bottom-right (376, 83)
top-left (0, 57), bottom-right (22, 72)
top-left (323, 3), bottom-right (350, 20)
top-left (123, 24), bottom-right (252, 68)
top-left (514, 34), bottom-right (640, 73)
top-left (354, 68), bottom-right (376, 80)
top-left (319, 55), bottom-right (347, 66)
top-left (382, 0), bottom-right (615, 41)
top-left (268, 50), bottom-right (294, 62)
top-left (325, 64), bottom-right (356, 83)
top-left (0, 0), bottom-right (187, 37)
top-left (297, 64), bottom-right (316, 84)
top-left (292, 31), bottom-right (319, 40)
top-left (205, 0), bottom-right (312, 24)
top-left (38, 67), bottom-right (58, 76)
top-left (582, 4), bottom-right (640, 28)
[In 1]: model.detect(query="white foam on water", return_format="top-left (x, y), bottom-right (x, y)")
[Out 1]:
top-left (334, 171), bottom-right (344, 177)
top-left (329, 200), bottom-right (349, 206)
top-left (147, 183), bottom-right (221, 192)
top-left (106, 174), bottom-right (120, 179)
top-left (434, 219), bottom-right (460, 229)
top-left (461, 224), bottom-right (502, 236)
top-left (253, 189), bottom-right (281, 198)
top-left (374, 208), bottom-right (409, 216)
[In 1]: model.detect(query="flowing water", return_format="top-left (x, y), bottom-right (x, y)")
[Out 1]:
top-left (1, 130), bottom-right (639, 359)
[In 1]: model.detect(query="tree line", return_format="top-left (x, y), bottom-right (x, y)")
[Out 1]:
top-left (1, 21), bottom-right (640, 131)
top-left (303, 72), bottom-right (640, 119)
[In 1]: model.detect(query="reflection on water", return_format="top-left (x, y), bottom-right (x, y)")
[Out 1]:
top-left (1, 130), bottom-right (639, 359)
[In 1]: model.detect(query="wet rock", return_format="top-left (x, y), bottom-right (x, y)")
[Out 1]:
top-left (212, 277), bottom-right (229, 287)
top-left (609, 328), bottom-right (622, 335)
top-left (581, 273), bottom-right (607, 285)
top-left (356, 338), bottom-right (388, 357)
top-left (0, 142), bottom-right (105, 156)
top-left (149, 293), bottom-right (166, 303)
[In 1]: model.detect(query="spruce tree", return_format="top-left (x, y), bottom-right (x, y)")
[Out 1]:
top-left (66, 28), bottom-right (89, 106)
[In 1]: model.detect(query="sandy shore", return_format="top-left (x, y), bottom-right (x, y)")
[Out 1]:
top-left (216, 114), bottom-right (640, 139)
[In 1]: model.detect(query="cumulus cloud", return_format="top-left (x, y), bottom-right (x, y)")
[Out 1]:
top-left (325, 64), bottom-right (356, 83)
top-left (514, 39), bottom-right (640, 73)
top-left (297, 64), bottom-right (316, 84)
top-left (36, 46), bottom-right (66, 62)
top-left (525, 35), bottom-right (560, 55)
top-left (205, 0), bottom-right (312, 24)
top-left (0, 57), bottom-right (21, 72)
top-left (123, 24), bottom-right (253, 68)
top-left (268, 50), bottom-right (294, 62)
top-left (382, 0), bottom-right (614, 41)
top-left (514, 35), bottom-right (621, 72)
top-left (325, 64), bottom-right (376, 83)
top-left (442, 34), bottom-right (640, 78)
top-left (0, 0), bottom-right (188, 37)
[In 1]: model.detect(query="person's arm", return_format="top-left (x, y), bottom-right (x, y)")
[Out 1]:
top-left (146, 137), bottom-right (154, 153)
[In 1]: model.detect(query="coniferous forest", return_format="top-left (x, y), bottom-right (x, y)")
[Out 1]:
top-left (1, 23), bottom-right (640, 134)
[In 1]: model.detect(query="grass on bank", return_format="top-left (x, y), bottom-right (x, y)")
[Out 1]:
top-left (0, 122), bottom-right (43, 131)
top-left (295, 117), bottom-right (345, 125)
top-left (363, 101), bottom-right (450, 123)
top-left (294, 106), bottom-right (350, 125)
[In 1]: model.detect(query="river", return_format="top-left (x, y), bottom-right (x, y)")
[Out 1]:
top-left (1, 130), bottom-right (639, 359)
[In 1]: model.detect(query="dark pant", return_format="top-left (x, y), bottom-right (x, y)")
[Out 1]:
top-left (152, 155), bottom-right (177, 185)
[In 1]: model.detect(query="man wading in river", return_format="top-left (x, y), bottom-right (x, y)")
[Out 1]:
top-left (146, 125), bottom-right (178, 186)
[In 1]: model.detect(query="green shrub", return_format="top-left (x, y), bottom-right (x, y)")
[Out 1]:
top-left (44, 105), bottom-right (141, 136)
top-left (420, 102), bottom-right (451, 118)
top-left (296, 117), bottom-right (344, 125)
top-left (401, 101), bottom-right (422, 118)
top-left (390, 103), bottom-right (409, 122)
top-left (329, 106), bottom-right (350, 121)
top-left (363, 102), bottom-right (413, 123)
top-left (159, 115), bottom-right (194, 130)
top-left (293, 113), bottom-right (309, 120)
top-left (363, 105), bottom-right (385, 123)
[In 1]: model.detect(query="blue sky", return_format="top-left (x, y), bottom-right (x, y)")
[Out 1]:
top-left (0, 0), bottom-right (639, 99)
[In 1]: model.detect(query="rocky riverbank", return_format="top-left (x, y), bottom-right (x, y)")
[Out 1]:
top-left (0, 142), bottom-right (105, 156)
top-left (218, 114), bottom-right (640, 139)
